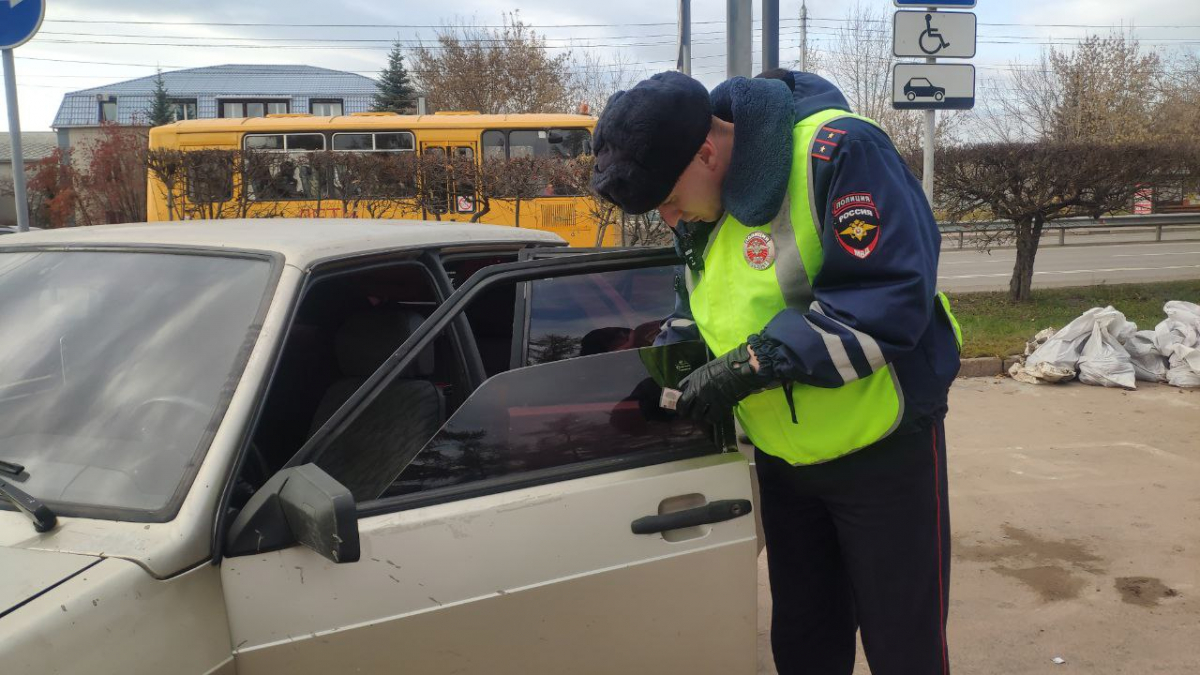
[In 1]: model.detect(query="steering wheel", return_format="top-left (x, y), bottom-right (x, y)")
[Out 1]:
top-left (129, 395), bottom-right (213, 440)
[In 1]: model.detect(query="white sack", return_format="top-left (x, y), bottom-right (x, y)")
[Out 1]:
top-left (1077, 309), bottom-right (1138, 389)
top-left (1017, 306), bottom-right (1133, 384)
top-left (1154, 301), bottom-right (1200, 388)
top-left (1126, 330), bottom-right (1168, 382)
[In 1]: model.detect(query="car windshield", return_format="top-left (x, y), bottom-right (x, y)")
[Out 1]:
top-left (0, 250), bottom-right (273, 521)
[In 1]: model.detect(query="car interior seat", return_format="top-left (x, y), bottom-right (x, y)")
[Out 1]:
top-left (309, 307), bottom-right (445, 501)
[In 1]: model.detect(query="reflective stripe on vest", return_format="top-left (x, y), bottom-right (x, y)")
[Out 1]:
top-left (688, 108), bottom-right (904, 465)
top-left (937, 291), bottom-right (964, 351)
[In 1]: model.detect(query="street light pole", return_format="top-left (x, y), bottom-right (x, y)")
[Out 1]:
top-left (800, 1), bottom-right (809, 71)
top-left (678, 0), bottom-right (692, 76)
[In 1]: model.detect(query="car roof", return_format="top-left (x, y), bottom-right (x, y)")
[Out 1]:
top-left (0, 219), bottom-right (566, 266)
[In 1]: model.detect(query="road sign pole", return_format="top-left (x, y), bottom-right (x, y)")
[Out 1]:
top-left (922, 53), bottom-right (936, 205)
top-left (2, 48), bottom-right (30, 233)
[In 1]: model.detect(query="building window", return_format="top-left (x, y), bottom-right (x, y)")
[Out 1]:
top-left (310, 99), bottom-right (344, 116)
top-left (170, 99), bottom-right (198, 121)
top-left (99, 96), bottom-right (118, 123)
top-left (220, 99), bottom-right (291, 119)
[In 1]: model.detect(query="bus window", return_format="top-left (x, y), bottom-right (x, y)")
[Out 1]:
top-left (377, 133), bottom-right (415, 151)
top-left (507, 129), bottom-right (591, 160)
top-left (333, 134), bottom-right (372, 151)
top-left (509, 131), bottom-right (538, 159)
top-left (547, 128), bottom-right (592, 159)
top-left (482, 131), bottom-right (506, 161)
top-left (245, 135), bottom-right (283, 151)
top-left (423, 146), bottom-right (448, 215)
top-left (288, 135), bottom-right (325, 152)
top-left (244, 133), bottom-right (327, 201)
top-left (332, 132), bottom-right (415, 152)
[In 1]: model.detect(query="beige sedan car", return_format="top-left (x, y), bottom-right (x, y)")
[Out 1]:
top-left (0, 220), bottom-right (758, 674)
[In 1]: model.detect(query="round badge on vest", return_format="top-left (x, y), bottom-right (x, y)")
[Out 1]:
top-left (743, 232), bottom-right (775, 270)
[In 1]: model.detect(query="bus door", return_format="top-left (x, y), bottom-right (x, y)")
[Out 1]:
top-left (420, 142), bottom-right (478, 220)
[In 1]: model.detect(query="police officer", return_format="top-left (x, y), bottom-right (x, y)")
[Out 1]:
top-left (590, 70), bottom-right (962, 675)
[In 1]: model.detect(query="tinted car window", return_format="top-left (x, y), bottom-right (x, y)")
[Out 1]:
top-left (526, 266), bottom-right (676, 365)
top-left (382, 342), bottom-right (718, 500)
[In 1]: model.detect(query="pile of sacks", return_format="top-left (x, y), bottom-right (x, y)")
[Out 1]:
top-left (1009, 301), bottom-right (1200, 389)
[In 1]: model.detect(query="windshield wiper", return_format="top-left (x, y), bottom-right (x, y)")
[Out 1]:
top-left (0, 477), bottom-right (57, 532)
top-left (0, 459), bottom-right (25, 476)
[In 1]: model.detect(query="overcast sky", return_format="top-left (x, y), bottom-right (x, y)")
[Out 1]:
top-left (3, 0), bottom-right (1199, 131)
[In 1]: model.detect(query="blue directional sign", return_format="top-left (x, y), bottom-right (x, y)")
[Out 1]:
top-left (0, 0), bottom-right (46, 50)
top-left (894, 0), bottom-right (976, 8)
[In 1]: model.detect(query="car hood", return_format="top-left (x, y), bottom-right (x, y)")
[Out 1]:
top-left (0, 547), bottom-right (101, 618)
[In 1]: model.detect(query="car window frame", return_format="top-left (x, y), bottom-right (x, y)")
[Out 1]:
top-left (439, 249), bottom-right (527, 375)
top-left (211, 248), bottom-right (459, 558)
top-left (283, 246), bottom-right (686, 516)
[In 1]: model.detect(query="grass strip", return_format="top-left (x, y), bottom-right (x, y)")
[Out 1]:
top-left (947, 280), bottom-right (1200, 358)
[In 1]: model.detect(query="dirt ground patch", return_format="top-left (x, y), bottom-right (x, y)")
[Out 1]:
top-left (1115, 576), bottom-right (1180, 607)
top-left (757, 379), bottom-right (1200, 674)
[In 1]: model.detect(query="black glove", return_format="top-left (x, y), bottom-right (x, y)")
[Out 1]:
top-left (674, 343), bottom-right (772, 423)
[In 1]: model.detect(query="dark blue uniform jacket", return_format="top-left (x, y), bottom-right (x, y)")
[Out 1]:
top-left (658, 71), bottom-right (961, 428)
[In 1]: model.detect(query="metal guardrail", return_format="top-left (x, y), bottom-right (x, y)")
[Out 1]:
top-left (938, 213), bottom-right (1200, 248)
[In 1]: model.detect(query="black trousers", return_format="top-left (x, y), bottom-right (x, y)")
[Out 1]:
top-left (756, 418), bottom-right (950, 675)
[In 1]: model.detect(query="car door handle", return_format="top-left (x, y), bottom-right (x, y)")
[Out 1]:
top-left (631, 499), bottom-right (753, 535)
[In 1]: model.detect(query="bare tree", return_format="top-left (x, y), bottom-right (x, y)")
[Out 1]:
top-left (987, 33), bottom-right (1161, 143)
top-left (1155, 49), bottom-right (1200, 143)
top-left (572, 51), bottom-right (641, 116)
top-left (937, 142), bottom-right (1196, 301)
top-left (410, 13), bottom-right (579, 114)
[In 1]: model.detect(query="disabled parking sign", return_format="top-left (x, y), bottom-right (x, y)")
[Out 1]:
top-left (893, 10), bottom-right (976, 59)
top-left (1, 0), bottom-right (46, 50)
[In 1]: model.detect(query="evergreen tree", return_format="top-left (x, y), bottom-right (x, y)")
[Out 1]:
top-left (373, 42), bottom-right (417, 113)
top-left (147, 69), bottom-right (174, 127)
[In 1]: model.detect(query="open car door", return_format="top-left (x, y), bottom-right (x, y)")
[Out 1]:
top-left (220, 249), bottom-right (758, 674)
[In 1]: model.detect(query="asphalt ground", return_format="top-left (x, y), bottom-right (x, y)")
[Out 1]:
top-left (939, 238), bottom-right (1200, 293)
top-left (756, 378), bottom-right (1200, 674)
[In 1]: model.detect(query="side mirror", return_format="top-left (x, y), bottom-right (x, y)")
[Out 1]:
top-left (546, 131), bottom-right (565, 144)
top-left (225, 464), bottom-right (360, 564)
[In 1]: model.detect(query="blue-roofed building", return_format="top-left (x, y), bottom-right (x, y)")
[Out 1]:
top-left (51, 64), bottom-right (380, 155)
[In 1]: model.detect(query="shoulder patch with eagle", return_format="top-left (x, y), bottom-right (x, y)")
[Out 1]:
top-left (832, 192), bottom-right (881, 260)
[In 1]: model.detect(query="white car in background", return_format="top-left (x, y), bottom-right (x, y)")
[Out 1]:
top-left (0, 219), bottom-right (757, 674)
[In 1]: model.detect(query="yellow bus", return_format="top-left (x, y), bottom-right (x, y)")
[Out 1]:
top-left (146, 112), bottom-right (617, 247)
